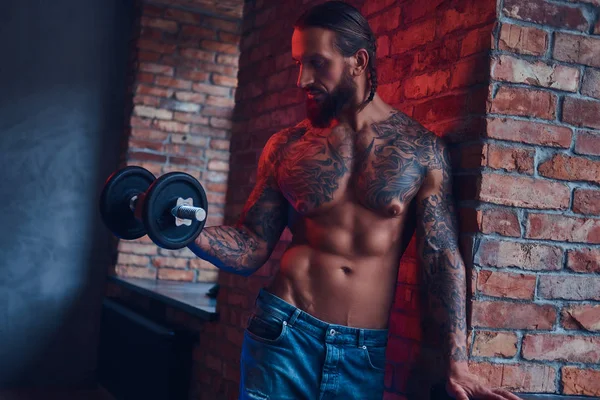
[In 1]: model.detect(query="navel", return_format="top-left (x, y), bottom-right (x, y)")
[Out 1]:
top-left (341, 266), bottom-right (353, 275)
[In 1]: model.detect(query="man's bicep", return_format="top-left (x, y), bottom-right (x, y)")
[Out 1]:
top-left (238, 135), bottom-right (288, 250)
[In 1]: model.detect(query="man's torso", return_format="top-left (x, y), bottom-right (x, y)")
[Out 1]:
top-left (266, 110), bottom-right (438, 329)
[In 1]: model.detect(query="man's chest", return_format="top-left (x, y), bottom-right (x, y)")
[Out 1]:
top-left (275, 124), bottom-right (427, 217)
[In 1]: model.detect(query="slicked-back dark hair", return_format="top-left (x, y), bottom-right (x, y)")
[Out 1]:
top-left (294, 1), bottom-right (378, 103)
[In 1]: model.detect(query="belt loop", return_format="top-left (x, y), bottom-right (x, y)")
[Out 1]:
top-left (358, 329), bottom-right (365, 347)
top-left (288, 308), bottom-right (301, 327)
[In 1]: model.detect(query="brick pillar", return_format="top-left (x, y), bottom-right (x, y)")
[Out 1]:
top-left (113, 1), bottom-right (242, 284)
top-left (469, 0), bottom-right (600, 397)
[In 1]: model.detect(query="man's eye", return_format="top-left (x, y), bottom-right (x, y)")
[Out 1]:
top-left (311, 60), bottom-right (324, 68)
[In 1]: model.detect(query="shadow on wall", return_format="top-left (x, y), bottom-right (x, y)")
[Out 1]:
top-left (0, 0), bottom-right (133, 389)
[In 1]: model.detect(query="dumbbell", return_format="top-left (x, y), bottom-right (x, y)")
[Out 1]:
top-left (99, 166), bottom-right (208, 249)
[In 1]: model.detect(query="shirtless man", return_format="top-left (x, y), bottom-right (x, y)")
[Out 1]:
top-left (189, 2), bottom-right (522, 399)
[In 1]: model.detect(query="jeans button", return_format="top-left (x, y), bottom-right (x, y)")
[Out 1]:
top-left (329, 329), bottom-right (336, 335)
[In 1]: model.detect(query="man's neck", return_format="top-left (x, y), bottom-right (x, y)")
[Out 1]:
top-left (336, 94), bottom-right (391, 131)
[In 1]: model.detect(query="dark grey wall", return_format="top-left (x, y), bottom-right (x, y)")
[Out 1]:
top-left (0, 0), bottom-right (133, 388)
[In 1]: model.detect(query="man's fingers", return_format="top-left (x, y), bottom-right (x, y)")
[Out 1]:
top-left (478, 391), bottom-right (507, 400)
top-left (492, 388), bottom-right (524, 400)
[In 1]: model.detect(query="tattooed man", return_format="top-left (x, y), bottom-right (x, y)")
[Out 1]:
top-left (189, 2), bottom-right (521, 400)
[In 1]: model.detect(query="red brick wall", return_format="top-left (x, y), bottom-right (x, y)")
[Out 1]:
top-left (470, 0), bottom-right (600, 397)
top-left (113, 0), bottom-right (242, 284)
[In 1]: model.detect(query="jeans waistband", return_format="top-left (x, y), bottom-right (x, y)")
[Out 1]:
top-left (254, 288), bottom-right (388, 347)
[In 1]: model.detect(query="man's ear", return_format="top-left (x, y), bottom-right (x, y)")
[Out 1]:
top-left (350, 49), bottom-right (369, 77)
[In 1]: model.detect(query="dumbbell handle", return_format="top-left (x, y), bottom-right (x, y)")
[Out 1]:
top-left (171, 205), bottom-right (206, 222)
top-left (129, 194), bottom-right (206, 222)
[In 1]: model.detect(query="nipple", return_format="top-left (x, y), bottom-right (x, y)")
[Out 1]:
top-left (388, 204), bottom-right (402, 217)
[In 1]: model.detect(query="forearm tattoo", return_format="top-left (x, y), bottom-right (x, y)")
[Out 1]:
top-left (417, 140), bottom-right (468, 363)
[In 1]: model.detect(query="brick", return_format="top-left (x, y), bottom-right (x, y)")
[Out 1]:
top-left (554, 33), bottom-right (600, 68)
top-left (136, 84), bottom-right (174, 98)
top-left (213, 74), bottom-right (237, 87)
top-left (489, 86), bottom-right (556, 120)
top-left (475, 239), bottom-right (563, 270)
top-left (190, 258), bottom-right (217, 270)
top-left (539, 153), bottom-right (600, 184)
top-left (164, 9), bottom-right (201, 24)
top-left (137, 51), bottom-right (161, 63)
top-left (133, 105), bottom-right (173, 120)
top-left (192, 83), bottom-right (230, 97)
top-left (522, 334), bottom-right (600, 363)
top-left (175, 91), bottom-right (206, 104)
top-left (567, 248), bottom-right (600, 273)
top-left (217, 54), bottom-right (238, 67)
top-left (477, 270), bottom-right (536, 299)
top-left (472, 331), bottom-right (518, 358)
top-left (438, 0), bottom-right (496, 36)
top-left (210, 139), bottom-right (230, 151)
top-left (141, 17), bottom-right (179, 33)
top-left (151, 256), bottom-right (188, 269)
top-left (137, 39), bottom-right (176, 54)
top-left (133, 95), bottom-right (160, 107)
top-left (158, 268), bottom-right (195, 281)
top-left (377, 36), bottom-right (390, 58)
top-left (159, 99), bottom-right (200, 113)
top-left (201, 40), bottom-right (238, 55)
top-left (486, 118), bottom-right (572, 147)
top-left (527, 213), bottom-right (600, 244)
top-left (563, 97), bottom-right (600, 129)
top-left (575, 131), bottom-right (600, 156)
top-left (197, 269), bottom-right (219, 282)
top-left (180, 48), bottom-right (215, 62)
top-left (492, 55), bottom-right (580, 92)
top-left (478, 208), bottom-right (521, 237)
top-left (390, 19), bottom-right (436, 55)
top-left (208, 160), bottom-right (229, 172)
top-left (483, 143), bottom-right (534, 174)
top-left (539, 274), bottom-right (600, 300)
top-left (142, 4), bottom-right (162, 17)
top-left (205, 16), bottom-right (239, 33)
top-left (368, 6), bottom-right (401, 34)
top-left (403, 0), bottom-right (446, 25)
top-left (498, 23), bottom-right (548, 56)
top-left (450, 54), bottom-right (490, 89)
top-left (461, 24), bottom-right (494, 57)
top-left (207, 96), bottom-right (235, 108)
top-left (115, 265), bottom-right (157, 279)
top-left (210, 118), bottom-right (233, 130)
top-left (562, 367), bottom-right (600, 397)
top-left (117, 242), bottom-right (158, 256)
top-left (403, 70), bottom-right (450, 99)
top-left (191, 125), bottom-right (230, 139)
top-left (219, 32), bottom-right (240, 45)
top-left (180, 25), bottom-right (215, 39)
top-left (155, 76), bottom-right (192, 90)
top-left (171, 134), bottom-right (208, 147)
top-left (136, 72), bottom-right (155, 84)
top-left (582, 68), bottom-right (600, 99)
top-left (361, 0), bottom-right (395, 16)
top-left (173, 112), bottom-right (209, 125)
top-left (117, 253), bottom-right (150, 267)
top-left (413, 92), bottom-right (469, 124)
top-left (178, 70), bottom-right (210, 82)
top-left (164, 143), bottom-right (203, 157)
top-left (472, 301), bottom-right (556, 329)
top-left (573, 189), bottom-right (600, 215)
top-left (469, 362), bottom-right (556, 392)
top-left (158, 247), bottom-right (196, 258)
top-left (128, 139), bottom-right (163, 152)
top-left (152, 120), bottom-right (190, 133)
top-left (562, 304), bottom-right (600, 331)
top-left (130, 129), bottom-right (168, 142)
top-left (503, 0), bottom-right (589, 31)
top-left (139, 62), bottom-right (174, 76)
top-left (479, 173), bottom-right (570, 209)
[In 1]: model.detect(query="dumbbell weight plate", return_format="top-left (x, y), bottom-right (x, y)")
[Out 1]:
top-left (99, 166), bottom-right (156, 240)
top-left (142, 172), bottom-right (208, 249)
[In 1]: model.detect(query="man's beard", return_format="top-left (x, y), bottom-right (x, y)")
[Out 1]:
top-left (306, 70), bottom-right (356, 128)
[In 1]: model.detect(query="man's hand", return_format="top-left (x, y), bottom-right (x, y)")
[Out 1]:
top-left (445, 368), bottom-right (523, 400)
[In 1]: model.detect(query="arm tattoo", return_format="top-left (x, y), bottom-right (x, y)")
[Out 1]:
top-left (416, 136), bottom-right (468, 364)
top-left (190, 128), bottom-right (295, 275)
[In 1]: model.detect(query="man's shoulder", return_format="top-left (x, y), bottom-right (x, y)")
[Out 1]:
top-left (385, 110), bottom-right (447, 168)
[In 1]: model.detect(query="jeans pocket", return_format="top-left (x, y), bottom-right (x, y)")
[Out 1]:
top-left (362, 345), bottom-right (387, 371)
top-left (245, 311), bottom-right (288, 344)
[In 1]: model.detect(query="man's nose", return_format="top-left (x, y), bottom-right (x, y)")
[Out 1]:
top-left (296, 65), bottom-right (314, 89)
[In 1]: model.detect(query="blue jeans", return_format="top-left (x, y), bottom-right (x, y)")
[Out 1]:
top-left (239, 289), bottom-right (388, 400)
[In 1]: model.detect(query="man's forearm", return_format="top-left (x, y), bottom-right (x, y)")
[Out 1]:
top-left (188, 225), bottom-right (267, 276)
top-left (425, 250), bottom-right (469, 369)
